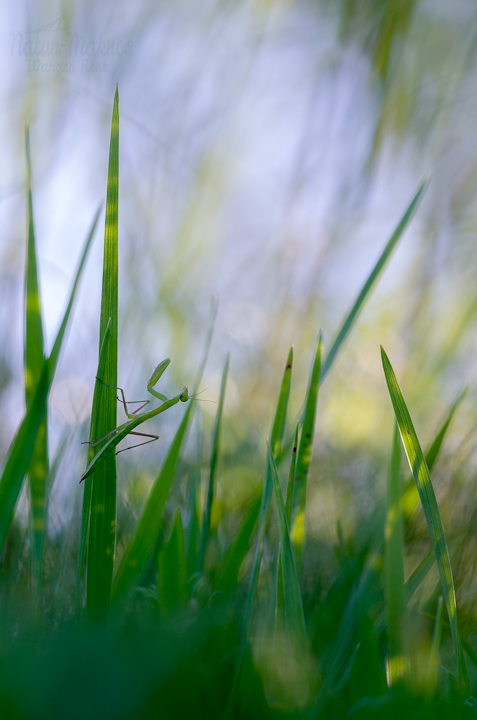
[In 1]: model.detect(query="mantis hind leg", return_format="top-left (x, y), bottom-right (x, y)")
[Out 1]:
top-left (81, 427), bottom-right (118, 447)
top-left (95, 376), bottom-right (149, 417)
top-left (116, 431), bottom-right (159, 455)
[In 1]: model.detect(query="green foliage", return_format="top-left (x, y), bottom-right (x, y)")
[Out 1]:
top-left (3, 87), bottom-right (477, 720)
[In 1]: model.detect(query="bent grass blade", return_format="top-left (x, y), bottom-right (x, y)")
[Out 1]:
top-left (381, 347), bottom-right (469, 695)
top-left (401, 389), bottom-right (466, 521)
top-left (321, 181), bottom-right (427, 383)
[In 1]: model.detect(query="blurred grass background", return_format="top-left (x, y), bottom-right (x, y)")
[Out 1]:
top-left (1, 0), bottom-right (476, 539)
top-left (2, 1), bottom-right (477, 713)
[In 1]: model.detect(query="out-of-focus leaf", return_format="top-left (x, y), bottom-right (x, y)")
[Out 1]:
top-left (157, 509), bottom-right (189, 612)
top-left (404, 550), bottom-right (434, 604)
top-left (427, 596), bottom-right (444, 697)
top-left (185, 426), bottom-right (201, 577)
top-left (213, 491), bottom-right (261, 597)
top-left (349, 614), bottom-right (387, 706)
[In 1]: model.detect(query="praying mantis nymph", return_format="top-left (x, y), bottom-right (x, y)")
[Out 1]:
top-left (80, 358), bottom-right (193, 483)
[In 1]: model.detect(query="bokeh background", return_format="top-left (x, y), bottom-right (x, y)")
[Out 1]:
top-left (1, 0), bottom-right (477, 600)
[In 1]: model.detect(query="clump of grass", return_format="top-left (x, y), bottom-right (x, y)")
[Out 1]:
top-left (1, 88), bottom-right (476, 719)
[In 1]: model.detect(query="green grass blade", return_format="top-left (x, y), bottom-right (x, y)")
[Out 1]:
top-left (229, 348), bottom-right (294, 708)
top-left (241, 347), bottom-right (293, 613)
top-left (185, 425), bottom-right (202, 576)
top-left (0, 208), bottom-right (100, 559)
top-left (290, 332), bottom-right (322, 572)
top-left (213, 491), bottom-right (262, 597)
top-left (24, 127), bottom-right (49, 601)
top-left (426, 595), bottom-right (444, 697)
top-left (24, 127), bottom-right (44, 405)
top-left (276, 421), bottom-right (300, 643)
top-left (321, 181), bottom-right (427, 382)
top-left (86, 86), bottom-right (119, 623)
top-left (196, 354), bottom-right (229, 574)
top-left (267, 440), bottom-right (309, 673)
top-left (49, 207), bottom-right (102, 374)
top-left (285, 421), bottom-right (299, 526)
top-left (402, 389), bottom-right (466, 521)
top-left (271, 348), bottom-right (293, 457)
top-left (157, 509), bottom-right (189, 612)
top-left (381, 346), bottom-right (469, 694)
top-left (404, 550), bottom-right (434, 603)
top-left (112, 406), bottom-right (193, 605)
top-left (462, 640), bottom-right (477, 673)
top-left (111, 305), bottom-right (216, 604)
top-left (376, 548), bottom-right (435, 636)
top-left (384, 422), bottom-right (409, 684)
top-left (76, 318), bottom-right (111, 606)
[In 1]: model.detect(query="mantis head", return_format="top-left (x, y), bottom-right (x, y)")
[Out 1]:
top-left (179, 387), bottom-right (214, 404)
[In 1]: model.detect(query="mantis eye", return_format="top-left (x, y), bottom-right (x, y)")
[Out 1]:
top-left (180, 387), bottom-right (189, 402)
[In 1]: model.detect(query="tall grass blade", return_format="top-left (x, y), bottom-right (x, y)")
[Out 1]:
top-left (276, 422), bottom-right (300, 644)
top-left (291, 332), bottom-right (322, 572)
top-left (402, 389), bottom-right (466, 520)
top-left (384, 422), bottom-right (409, 684)
top-left (229, 348), bottom-right (293, 708)
top-left (24, 128), bottom-right (48, 601)
top-left (76, 318), bottom-right (111, 605)
top-left (196, 354), bottom-right (229, 574)
top-left (0, 208), bottom-right (100, 558)
top-left (381, 347), bottom-right (470, 694)
top-left (111, 301), bottom-right (216, 604)
top-left (267, 440), bottom-right (309, 675)
top-left (185, 424), bottom-right (201, 576)
top-left (321, 181), bottom-right (427, 382)
top-left (86, 86), bottom-right (119, 623)
top-left (285, 421), bottom-right (299, 526)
